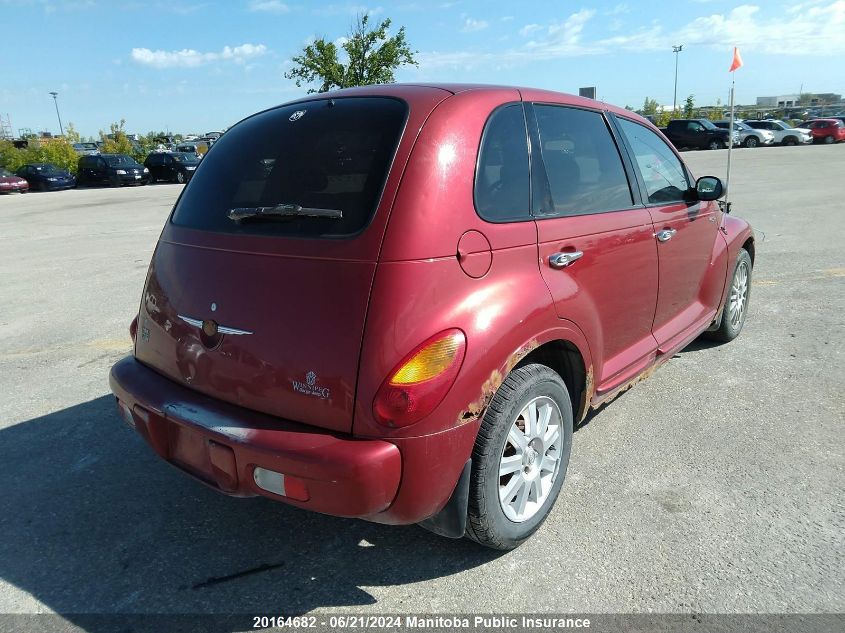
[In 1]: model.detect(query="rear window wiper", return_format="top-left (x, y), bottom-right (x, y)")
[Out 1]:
top-left (228, 204), bottom-right (343, 221)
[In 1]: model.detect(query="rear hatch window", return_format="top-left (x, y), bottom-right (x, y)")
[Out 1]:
top-left (171, 97), bottom-right (408, 238)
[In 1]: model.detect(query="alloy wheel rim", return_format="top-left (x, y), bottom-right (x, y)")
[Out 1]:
top-left (728, 261), bottom-right (749, 326)
top-left (498, 396), bottom-right (563, 523)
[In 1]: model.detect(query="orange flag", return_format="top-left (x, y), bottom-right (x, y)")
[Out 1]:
top-left (729, 47), bottom-right (743, 72)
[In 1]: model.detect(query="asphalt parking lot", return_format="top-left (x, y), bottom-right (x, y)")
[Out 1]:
top-left (0, 145), bottom-right (842, 627)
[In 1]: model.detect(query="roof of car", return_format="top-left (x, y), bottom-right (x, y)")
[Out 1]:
top-left (285, 82), bottom-right (652, 128)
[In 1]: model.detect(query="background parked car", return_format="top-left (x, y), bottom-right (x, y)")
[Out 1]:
top-left (0, 168), bottom-right (29, 194)
top-left (77, 154), bottom-right (149, 187)
top-left (145, 151), bottom-right (200, 184)
top-left (72, 142), bottom-right (99, 156)
top-left (743, 119), bottom-right (812, 145)
top-left (15, 163), bottom-right (76, 191)
top-left (660, 118), bottom-right (737, 150)
top-left (802, 119), bottom-right (845, 144)
top-left (175, 141), bottom-right (208, 156)
top-left (713, 120), bottom-right (774, 148)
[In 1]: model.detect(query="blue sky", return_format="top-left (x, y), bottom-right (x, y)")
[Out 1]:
top-left (2, 0), bottom-right (843, 137)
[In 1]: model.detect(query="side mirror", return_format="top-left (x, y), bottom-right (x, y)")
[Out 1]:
top-left (695, 176), bottom-right (724, 201)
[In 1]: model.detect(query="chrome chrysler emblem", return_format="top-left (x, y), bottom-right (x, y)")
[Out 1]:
top-left (289, 110), bottom-right (306, 121)
top-left (178, 315), bottom-right (253, 336)
top-left (306, 371), bottom-right (317, 387)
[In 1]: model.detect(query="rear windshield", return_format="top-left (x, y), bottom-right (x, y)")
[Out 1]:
top-left (171, 97), bottom-right (408, 238)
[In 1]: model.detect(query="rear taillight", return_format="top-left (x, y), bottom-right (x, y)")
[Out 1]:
top-left (129, 315), bottom-right (138, 343)
top-left (373, 329), bottom-right (466, 428)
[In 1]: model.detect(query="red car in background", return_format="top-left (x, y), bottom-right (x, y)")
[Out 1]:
top-left (802, 118), bottom-right (845, 143)
top-left (0, 168), bottom-right (29, 194)
top-left (110, 84), bottom-right (754, 550)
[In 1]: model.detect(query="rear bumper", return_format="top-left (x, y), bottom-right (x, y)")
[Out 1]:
top-left (109, 356), bottom-right (403, 519)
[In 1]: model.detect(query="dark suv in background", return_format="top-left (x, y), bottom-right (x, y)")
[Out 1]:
top-left (77, 154), bottom-right (149, 187)
top-left (145, 152), bottom-right (201, 184)
top-left (660, 118), bottom-right (734, 150)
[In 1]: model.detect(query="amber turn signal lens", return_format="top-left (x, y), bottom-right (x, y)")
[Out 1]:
top-left (390, 332), bottom-right (463, 385)
top-left (373, 329), bottom-right (467, 428)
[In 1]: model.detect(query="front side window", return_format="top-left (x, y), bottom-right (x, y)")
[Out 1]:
top-left (533, 105), bottom-right (633, 217)
top-left (474, 104), bottom-right (530, 222)
top-left (617, 117), bottom-right (690, 204)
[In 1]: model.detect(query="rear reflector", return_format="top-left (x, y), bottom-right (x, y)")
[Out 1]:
top-left (253, 467), bottom-right (309, 501)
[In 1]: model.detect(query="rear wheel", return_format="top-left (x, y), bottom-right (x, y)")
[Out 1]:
top-left (707, 248), bottom-right (752, 342)
top-left (823, 135), bottom-right (835, 144)
top-left (466, 364), bottom-right (573, 550)
top-left (744, 136), bottom-right (759, 148)
top-left (707, 139), bottom-right (722, 150)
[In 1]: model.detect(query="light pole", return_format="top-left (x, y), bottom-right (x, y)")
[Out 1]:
top-left (672, 44), bottom-right (684, 114)
top-left (49, 91), bottom-right (64, 137)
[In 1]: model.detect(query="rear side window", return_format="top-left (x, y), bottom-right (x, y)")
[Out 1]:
top-left (617, 117), bottom-right (690, 204)
top-left (172, 97), bottom-right (407, 238)
top-left (533, 105), bottom-right (633, 217)
top-left (474, 104), bottom-right (530, 222)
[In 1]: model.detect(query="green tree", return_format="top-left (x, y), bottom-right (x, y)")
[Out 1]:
top-left (100, 120), bottom-right (147, 163)
top-left (64, 122), bottom-right (82, 143)
top-left (0, 137), bottom-right (80, 174)
top-left (640, 96), bottom-right (660, 116)
top-left (0, 140), bottom-right (23, 171)
top-left (285, 13), bottom-right (417, 93)
top-left (684, 94), bottom-right (695, 118)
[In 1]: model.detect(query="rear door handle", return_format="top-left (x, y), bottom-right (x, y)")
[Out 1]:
top-left (655, 229), bottom-right (677, 242)
top-left (549, 251), bottom-right (583, 269)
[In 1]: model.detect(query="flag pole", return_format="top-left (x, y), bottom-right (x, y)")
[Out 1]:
top-left (725, 46), bottom-right (742, 214)
top-left (725, 73), bottom-right (735, 212)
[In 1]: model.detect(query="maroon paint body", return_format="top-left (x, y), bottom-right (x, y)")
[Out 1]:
top-left (110, 84), bottom-right (754, 526)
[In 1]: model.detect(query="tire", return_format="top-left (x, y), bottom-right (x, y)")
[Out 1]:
top-left (176, 171), bottom-right (186, 184)
top-left (707, 248), bottom-right (752, 343)
top-left (707, 139), bottom-right (722, 150)
top-left (744, 136), bottom-right (758, 148)
top-left (466, 364), bottom-right (573, 550)
top-left (783, 136), bottom-right (797, 146)
top-left (823, 135), bottom-right (835, 144)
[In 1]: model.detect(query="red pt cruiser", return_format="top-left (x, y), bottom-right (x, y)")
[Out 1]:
top-left (110, 84), bottom-right (754, 549)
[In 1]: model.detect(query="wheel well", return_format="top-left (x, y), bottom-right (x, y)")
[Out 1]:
top-left (514, 340), bottom-right (587, 420)
top-left (742, 237), bottom-right (755, 265)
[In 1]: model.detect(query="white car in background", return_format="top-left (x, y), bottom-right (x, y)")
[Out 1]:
top-left (714, 120), bottom-right (775, 148)
top-left (743, 120), bottom-right (813, 146)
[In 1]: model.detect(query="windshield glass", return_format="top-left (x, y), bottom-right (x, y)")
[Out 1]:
top-left (171, 97), bottom-right (408, 238)
top-left (0, 168), bottom-right (12, 177)
top-left (699, 119), bottom-right (719, 130)
top-left (172, 153), bottom-right (200, 164)
top-left (32, 164), bottom-right (62, 174)
top-left (102, 155), bottom-right (138, 167)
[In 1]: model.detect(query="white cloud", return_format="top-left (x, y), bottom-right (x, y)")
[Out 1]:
top-left (424, 0), bottom-right (845, 72)
top-left (312, 4), bottom-right (384, 16)
top-left (519, 23), bottom-right (542, 37)
top-left (462, 17), bottom-right (489, 32)
top-left (248, 0), bottom-right (289, 12)
top-left (592, 2), bottom-right (845, 55)
top-left (131, 43), bottom-right (268, 68)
